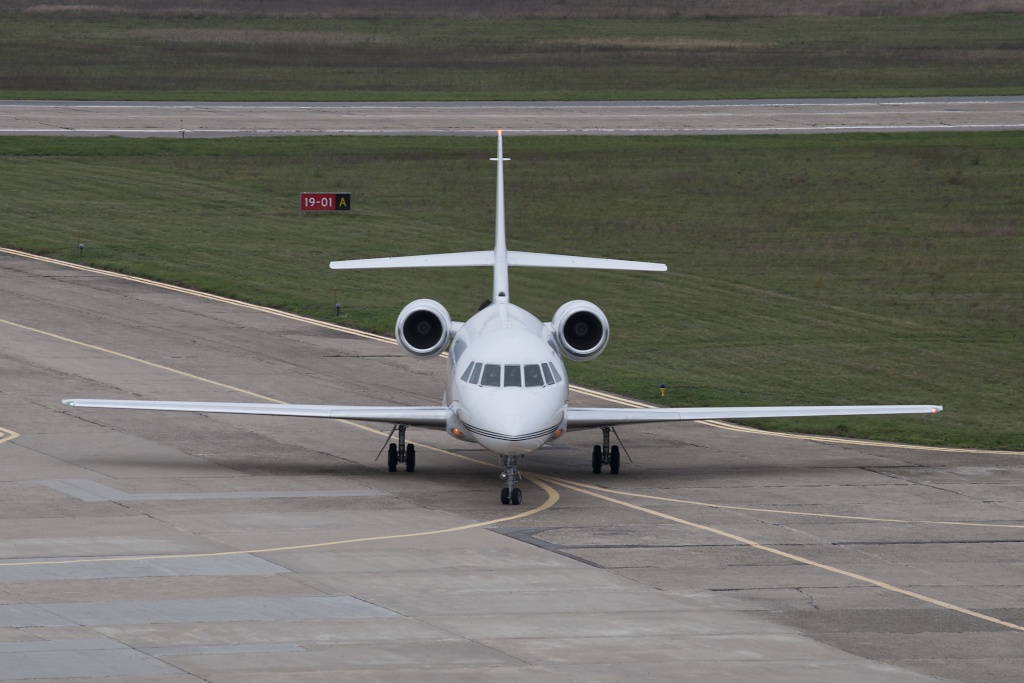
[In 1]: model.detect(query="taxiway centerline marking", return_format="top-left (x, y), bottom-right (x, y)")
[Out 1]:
top-left (542, 476), bottom-right (1024, 633)
top-left (0, 476), bottom-right (558, 569)
top-left (700, 419), bottom-right (1023, 456)
top-left (542, 476), bottom-right (1024, 529)
top-left (0, 247), bottom-right (396, 346)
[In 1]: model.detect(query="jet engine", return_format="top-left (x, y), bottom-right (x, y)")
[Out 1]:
top-left (395, 299), bottom-right (453, 358)
top-left (551, 300), bottom-right (609, 362)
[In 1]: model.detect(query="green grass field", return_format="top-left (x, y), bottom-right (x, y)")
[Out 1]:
top-left (1, 134), bottom-right (1020, 450)
top-left (2, 10), bottom-right (1023, 100)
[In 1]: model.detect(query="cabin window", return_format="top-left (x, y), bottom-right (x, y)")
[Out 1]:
top-left (541, 363), bottom-right (554, 385)
top-left (460, 362), bottom-right (476, 382)
top-left (504, 364), bottom-right (522, 387)
top-left (524, 364), bottom-right (545, 387)
top-left (480, 363), bottom-right (501, 387)
top-left (549, 363), bottom-right (563, 383)
top-left (469, 362), bottom-right (482, 384)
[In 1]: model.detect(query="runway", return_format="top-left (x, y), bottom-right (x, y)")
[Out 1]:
top-left (2, 97), bottom-right (1024, 136)
top-left (0, 248), bottom-right (1022, 682)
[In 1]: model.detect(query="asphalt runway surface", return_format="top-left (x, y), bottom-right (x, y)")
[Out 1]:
top-left (0, 248), bottom-right (1022, 682)
top-left (2, 97), bottom-right (1024, 136)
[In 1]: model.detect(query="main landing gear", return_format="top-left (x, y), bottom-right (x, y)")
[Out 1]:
top-left (500, 455), bottom-right (523, 505)
top-left (384, 425), bottom-right (416, 473)
top-left (592, 427), bottom-right (620, 474)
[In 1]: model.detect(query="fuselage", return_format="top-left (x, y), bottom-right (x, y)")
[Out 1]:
top-left (445, 302), bottom-right (569, 456)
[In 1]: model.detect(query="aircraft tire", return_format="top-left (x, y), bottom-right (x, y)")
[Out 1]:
top-left (405, 444), bottom-right (416, 472)
top-left (501, 488), bottom-right (511, 505)
top-left (610, 445), bottom-right (620, 474)
top-left (511, 488), bottom-right (522, 505)
top-left (592, 445), bottom-right (603, 474)
top-left (387, 443), bottom-right (398, 472)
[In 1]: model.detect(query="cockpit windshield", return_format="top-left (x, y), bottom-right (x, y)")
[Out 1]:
top-left (480, 363), bottom-right (501, 387)
top-left (524, 364), bottom-right (544, 387)
top-left (460, 361), bottom-right (562, 388)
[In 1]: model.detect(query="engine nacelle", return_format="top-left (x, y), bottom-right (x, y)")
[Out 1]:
top-left (551, 300), bottom-right (609, 362)
top-left (396, 299), bottom-right (453, 358)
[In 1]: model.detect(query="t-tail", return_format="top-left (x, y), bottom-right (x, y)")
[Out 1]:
top-left (329, 131), bottom-right (667, 305)
top-left (492, 130), bottom-right (510, 304)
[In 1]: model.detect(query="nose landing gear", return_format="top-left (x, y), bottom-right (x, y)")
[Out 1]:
top-left (499, 454), bottom-right (523, 505)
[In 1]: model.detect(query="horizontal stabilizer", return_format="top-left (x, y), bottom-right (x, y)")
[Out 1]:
top-left (508, 251), bottom-right (666, 271)
top-left (63, 399), bottom-right (450, 428)
top-left (331, 251), bottom-right (493, 270)
top-left (566, 404), bottom-right (942, 429)
top-left (330, 250), bottom-right (665, 272)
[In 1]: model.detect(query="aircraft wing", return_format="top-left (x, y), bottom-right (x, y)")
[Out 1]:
top-left (566, 404), bottom-right (942, 430)
top-left (62, 400), bottom-right (450, 428)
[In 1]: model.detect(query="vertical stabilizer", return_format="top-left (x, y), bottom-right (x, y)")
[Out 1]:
top-left (491, 131), bottom-right (511, 304)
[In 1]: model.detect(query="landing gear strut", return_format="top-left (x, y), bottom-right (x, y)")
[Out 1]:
top-left (499, 455), bottom-right (523, 505)
top-left (385, 425), bottom-right (415, 473)
top-left (591, 427), bottom-right (620, 474)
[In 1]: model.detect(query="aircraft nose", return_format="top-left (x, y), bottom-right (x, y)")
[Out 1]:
top-left (459, 392), bottom-right (562, 455)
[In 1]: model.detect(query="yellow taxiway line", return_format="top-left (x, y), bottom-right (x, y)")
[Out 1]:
top-left (1, 296), bottom-right (1020, 634)
top-left (0, 427), bottom-right (19, 445)
top-left (542, 477), bottom-right (1024, 530)
top-left (540, 475), bottom-right (1024, 633)
top-left (0, 476), bottom-right (558, 569)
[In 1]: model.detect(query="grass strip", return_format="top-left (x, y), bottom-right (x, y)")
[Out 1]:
top-left (2, 13), bottom-right (1023, 100)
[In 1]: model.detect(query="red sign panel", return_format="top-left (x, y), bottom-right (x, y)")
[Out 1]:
top-left (300, 193), bottom-right (351, 211)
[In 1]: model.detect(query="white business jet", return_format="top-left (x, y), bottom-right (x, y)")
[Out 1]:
top-left (65, 132), bottom-right (941, 505)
